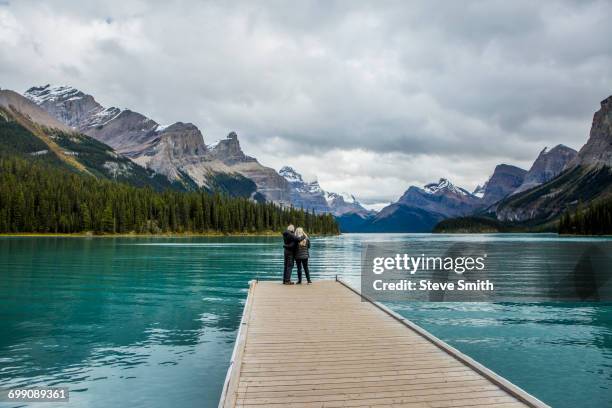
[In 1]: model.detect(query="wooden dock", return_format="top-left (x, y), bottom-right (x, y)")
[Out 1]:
top-left (219, 280), bottom-right (549, 408)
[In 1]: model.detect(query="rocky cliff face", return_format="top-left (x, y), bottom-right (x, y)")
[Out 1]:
top-left (86, 110), bottom-right (159, 156)
top-left (569, 95), bottom-right (612, 168)
top-left (25, 84), bottom-right (291, 202)
top-left (513, 145), bottom-right (577, 194)
top-left (132, 122), bottom-right (207, 183)
top-left (480, 164), bottom-right (527, 205)
top-left (207, 132), bottom-right (256, 165)
top-left (25, 85), bottom-right (115, 130)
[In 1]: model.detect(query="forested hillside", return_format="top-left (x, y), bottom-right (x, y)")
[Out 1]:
top-left (0, 106), bottom-right (181, 191)
top-left (0, 156), bottom-right (339, 235)
top-left (558, 199), bottom-right (612, 235)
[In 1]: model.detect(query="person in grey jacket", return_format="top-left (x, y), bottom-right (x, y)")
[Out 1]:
top-left (294, 227), bottom-right (312, 284)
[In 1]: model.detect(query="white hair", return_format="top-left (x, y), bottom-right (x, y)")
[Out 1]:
top-left (295, 227), bottom-right (308, 246)
top-left (287, 224), bottom-right (295, 232)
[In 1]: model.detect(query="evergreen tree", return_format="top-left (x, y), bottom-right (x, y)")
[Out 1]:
top-left (0, 155), bottom-right (340, 235)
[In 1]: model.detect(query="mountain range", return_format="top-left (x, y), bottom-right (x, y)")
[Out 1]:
top-left (495, 95), bottom-right (612, 225)
top-left (6, 84), bottom-right (368, 221)
top-left (347, 139), bottom-right (585, 232)
top-left (0, 89), bottom-right (178, 191)
top-left (3, 83), bottom-right (610, 233)
top-left (435, 95), bottom-right (612, 232)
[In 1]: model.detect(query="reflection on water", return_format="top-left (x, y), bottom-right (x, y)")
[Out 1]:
top-left (0, 234), bottom-right (610, 408)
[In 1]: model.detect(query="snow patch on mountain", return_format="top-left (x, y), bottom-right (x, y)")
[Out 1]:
top-left (326, 191), bottom-right (356, 205)
top-left (279, 166), bottom-right (304, 183)
top-left (89, 107), bottom-right (122, 128)
top-left (423, 178), bottom-right (473, 197)
top-left (155, 123), bottom-right (172, 132)
top-left (24, 84), bottom-right (83, 104)
top-left (472, 184), bottom-right (486, 198)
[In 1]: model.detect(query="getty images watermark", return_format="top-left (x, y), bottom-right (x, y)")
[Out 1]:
top-left (372, 252), bottom-right (492, 292)
top-left (360, 242), bottom-right (612, 302)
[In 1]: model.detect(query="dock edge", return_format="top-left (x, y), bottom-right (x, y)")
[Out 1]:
top-left (335, 277), bottom-right (550, 408)
top-left (218, 279), bottom-right (257, 408)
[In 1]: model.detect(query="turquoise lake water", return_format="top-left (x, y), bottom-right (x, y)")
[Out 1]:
top-left (0, 234), bottom-right (610, 408)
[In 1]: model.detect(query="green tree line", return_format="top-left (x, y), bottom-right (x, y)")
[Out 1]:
top-left (0, 156), bottom-right (339, 235)
top-left (559, 199), bottom-right (612, 235)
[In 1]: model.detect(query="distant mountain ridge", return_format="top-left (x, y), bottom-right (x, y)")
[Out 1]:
top-left (25, 84), bottom-right (291, 202)
top-left (513, 145), bottom-right (577, 194)
top-left (480, 164), bottom-right (527, 205)
top-left (17, 84), bottom-right (611, 233)
top-left (495, 95), bottom-right (612, 224)
top-left (278, 166), bottom-right (372, 219)
top-left (23, 85), bottom-right (370, 217)
top-left (351, 178), bottom-right (483, 232)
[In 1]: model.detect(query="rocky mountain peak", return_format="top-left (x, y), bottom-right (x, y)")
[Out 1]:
top-left (570, 94), bottom-right (612, 168)
top-left (25, 84), bottom-right (84, 104)
top-left (23, 84), bottom-right (290, 200)
top-left (24, 84), bottom-right (121, 132)
top-left (326, 192), bottom-right (357, 205)
top-left (387, 177), bottom-right (483, 224)
top-left (513, 144), bottom-right (577, 194)
top-left (157, 122), bottom-right (207, 156)
top-left (0, 89), bottom-right (72, 132)
top-left (481, 164), bottom-right (527, 205)
top-left (423, 178), bottom-right (471, 196)
top-left (207, 131), bottom-right (254, 164)
top-left (279, 166), bottom-right (304, 183)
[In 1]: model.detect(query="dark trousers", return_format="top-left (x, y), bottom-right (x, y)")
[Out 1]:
top-left (283, 251), bottom-right (295, 282)
top-left (296, 259), bottom-right (310, 282)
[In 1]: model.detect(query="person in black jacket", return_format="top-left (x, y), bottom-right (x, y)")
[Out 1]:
top-left (282, 224), bottom-right (304, 284)
top-left (294, 227), bottom-right (312, 284)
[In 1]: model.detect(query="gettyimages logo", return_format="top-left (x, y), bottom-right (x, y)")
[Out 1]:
top-left (372, 253), bottom-right (487, 275)
top-left (361, 242), bottom-right (612, 302)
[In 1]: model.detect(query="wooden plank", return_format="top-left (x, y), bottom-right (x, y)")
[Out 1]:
top-left (219, 280), bottom-right (549, 408)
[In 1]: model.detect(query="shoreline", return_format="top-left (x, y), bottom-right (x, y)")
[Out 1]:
top-left (0, 231), bottom-right (338, 238)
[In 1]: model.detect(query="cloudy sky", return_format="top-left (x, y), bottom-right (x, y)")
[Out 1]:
top-left (1, 0), bottom-right (611, 208)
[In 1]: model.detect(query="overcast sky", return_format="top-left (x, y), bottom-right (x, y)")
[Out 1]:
top-left (2, 0), bottom-right (612, 207)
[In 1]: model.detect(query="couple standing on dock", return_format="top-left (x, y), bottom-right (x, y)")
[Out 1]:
top-left (282, 224), bottom-right (312, 285)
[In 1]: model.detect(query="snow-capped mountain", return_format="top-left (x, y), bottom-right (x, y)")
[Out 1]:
top-left (397, 178), bottom-right (482, 217)
top-left (279, 166), bottom-right (372, 216)
top-left (355, 178), bottom-right (483, 232)
top-left (280, 166), bottom-right (325, 195)
top-left (325, 192), bottom-right (373, 217)
top-left (25, 85), bottom-right (122, 131)
top-left (279, 166), bottom-right (335, 214)
top-left (25, 84), bottom-right (291, 203)
top-left (423, 178), bottom-right (472, 196)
